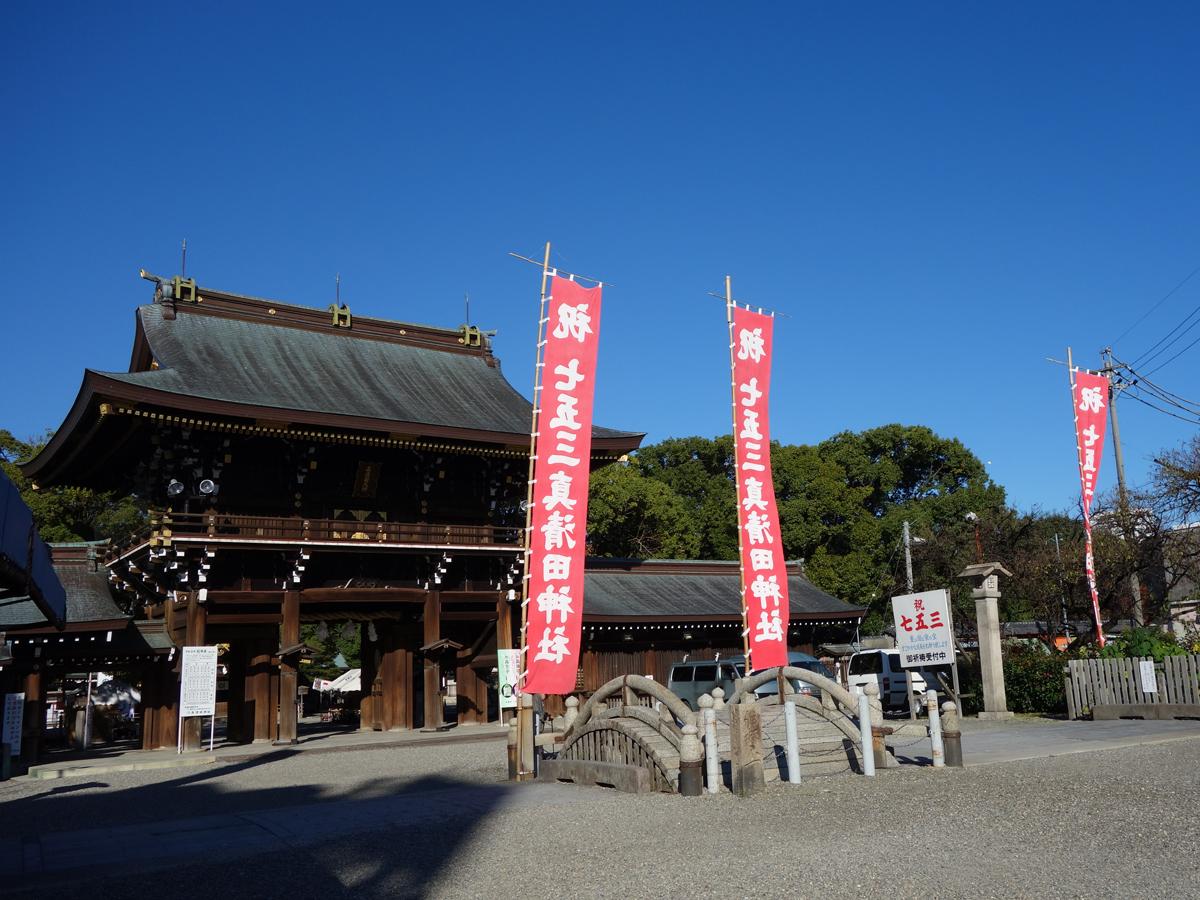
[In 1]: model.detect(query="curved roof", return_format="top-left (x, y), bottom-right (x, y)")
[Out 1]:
top-left (105, 303), bottom-right (636, 440)
top-left (582, 559), bottom-right (864, 622)
top-left (24, 282), bottom-right (643, 483)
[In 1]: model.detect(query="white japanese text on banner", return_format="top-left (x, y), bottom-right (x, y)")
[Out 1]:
top-left (523, 277), bottom-right (602, 694)
top-left (1072, 370), bottom-right (1109, 647)
top-left (731, 305), bottom-right (789, 671)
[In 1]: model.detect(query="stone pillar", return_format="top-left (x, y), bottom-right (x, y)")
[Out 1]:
top-left (729, 696), bottom-right (765, 797)
top-left (423, 592), bottom-right (444, 730)
top-left (958, 563), bottom-right (1015, 721)
top-left (276, 590), bottom-right (300, 745)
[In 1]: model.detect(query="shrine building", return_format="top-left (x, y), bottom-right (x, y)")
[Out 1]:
top-left (9, 273), bottom-right (862, 755)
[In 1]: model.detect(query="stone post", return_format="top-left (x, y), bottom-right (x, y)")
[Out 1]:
top-left (699, 693), bottom-right (720, 794)
top-left (711, 687), bottom-right (726, 710)
top-left (857, 690), bottom-right (875, 777)
top-left (958, 563), bottom-right (1015, 720)
top-left (865, 682), bottom-right (887, 771)
top-left (563, 695), bottom-right (579, 731)
top-left (678, 721), bottom-right (703, 797)
top-left (729, 694), bottom-right (764, 797)
top-left (783, 696), bottom-right (801, 784)
top-left (941, 701), bottom-right (963, 768)
top-left (925, 688), bottom-right (944, 768)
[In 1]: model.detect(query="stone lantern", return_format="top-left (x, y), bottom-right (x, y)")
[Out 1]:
top-left (957, 562), bottom-right (1014, 720)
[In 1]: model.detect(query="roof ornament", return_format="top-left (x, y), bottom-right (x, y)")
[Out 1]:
top-left (329, 273), bottom-right (351, 328)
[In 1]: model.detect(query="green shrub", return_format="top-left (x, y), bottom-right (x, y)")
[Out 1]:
top-left (1097, 626), bottom-right (1186, 662)
top-left (1002, 647), bottom-right (1067, 715)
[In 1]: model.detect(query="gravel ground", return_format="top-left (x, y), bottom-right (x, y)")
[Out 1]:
top-left (5, 735), bottom-right (1198, 899)
top-left (0, 740), bottom-right (507, 839)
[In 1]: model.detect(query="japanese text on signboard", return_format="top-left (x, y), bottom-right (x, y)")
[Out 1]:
top-left (523, 277), bottom-right (603, 695)
top-left (731, 305), bottom-right (788, 671)
top-left (892, 589), bottom-right (952, 668)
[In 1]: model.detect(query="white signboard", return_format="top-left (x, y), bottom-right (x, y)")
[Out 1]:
top-left (2, 692), bottom-right (24, 757)
top-left (180, 646), bottom-right (219, 717)
top-left (1139, 660), bottom-right (1158, 693)
top-left (497, 648), bottom-right (521, 710)
top-left (892, 589), bottom-right (954, 669)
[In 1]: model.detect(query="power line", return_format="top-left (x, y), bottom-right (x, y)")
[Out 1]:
top-left (1145, 330), bottom-right (1200, 377)
top-left (1112, 263), bottom-right (1200, 347)
top-left (1131, 299), bottom-right (1200, 369)
top-left (1125, 388), bottom-right (1200, 426)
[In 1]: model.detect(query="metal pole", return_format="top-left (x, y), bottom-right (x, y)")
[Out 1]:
top-left (209, 714), bottom-right (215, 752)
top-left (1054, 533), bottom-right (1069, 634)
top-left (1102, 348), bottom-right (1143, 624)
top-left (783, 695), bottom-right (801, 784)
top-left (83, 672), bottom-right (93, 751)
top-left (857, 690), bottom-right (875, 777)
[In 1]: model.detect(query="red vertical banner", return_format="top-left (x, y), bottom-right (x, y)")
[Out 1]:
top-left (730, 305), bottom-right (789, 671)
top-left (522, 277), bottom-right (602, 694)
top-left (1072, 370), bottom-right (1110, 647)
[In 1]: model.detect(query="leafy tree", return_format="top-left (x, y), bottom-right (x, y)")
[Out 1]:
top-left (302, 622), bottom-right (363, 681)
top-left (0, 428), bottom-right (146, 544)
top-left (586, 462), bottom-right (701, 559)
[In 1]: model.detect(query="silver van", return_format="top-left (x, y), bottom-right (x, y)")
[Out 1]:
top-left (666, 659), bottom-right (740, 709)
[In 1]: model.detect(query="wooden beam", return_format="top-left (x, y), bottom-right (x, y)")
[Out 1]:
top-left (301, 588), bottom-right (427, 603)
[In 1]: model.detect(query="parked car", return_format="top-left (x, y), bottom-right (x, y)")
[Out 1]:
top-left (666, 659), bottom-right (741, 709)
top-left (729, 652), bottom-right (837, 701)
top-left (846, 649), bottom-right (928, 713)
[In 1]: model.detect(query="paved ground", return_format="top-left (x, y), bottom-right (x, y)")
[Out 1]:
top-left (2, 718), bottom-right (1198, 899)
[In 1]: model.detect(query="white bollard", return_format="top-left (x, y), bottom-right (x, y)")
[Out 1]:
top-left (857, 689), bottom-right (875, 777)
top-left (783, 696), bottom-right (801, 784)
top-left (926, 688), bottom-right (944, 768)
top-left (699, 693), bottom-right (721, 794)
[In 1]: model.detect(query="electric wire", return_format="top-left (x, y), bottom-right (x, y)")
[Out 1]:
top-left (1145, 331), bottom-right (1200, 377)
top-left (1131, 299), bottom-right (1200, 369)
top-left (1112, 264), bottom-right (1200, 347)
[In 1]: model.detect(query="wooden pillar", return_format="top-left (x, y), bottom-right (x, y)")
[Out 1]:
top-left (141, 662), bottom-right (159, 750)
top-left (456, 663), bottom-right (488, 725)
top-left (277, 590), bottom-right (300, 744)
top-left (156, 660), bottom-right (179, 751)
top-left (224, 642), bottom-right (246, 743)
top-left (423, 592), bottom-right (443, 730)
top-left (247, 637), bottom-right (273, 742)
top-left (182, 592), bottom-right (207, 751)
top-left (380, 620), bottom-right (416, 731)
top-left (497, 591), bottom-right (514, 724)
top-left (359, 622), bottom-right (380, 731)
top-left (20, 669), bottom-right (45, 766)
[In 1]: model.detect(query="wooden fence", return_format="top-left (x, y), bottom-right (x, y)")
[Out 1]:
top-left (1064, 655), bottom-right (1200, 720)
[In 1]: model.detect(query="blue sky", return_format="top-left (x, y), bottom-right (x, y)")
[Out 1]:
top-left (2, 2), bottom-right (1198, 513)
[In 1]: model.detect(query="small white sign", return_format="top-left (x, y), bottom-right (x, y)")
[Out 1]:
top-left (180, 646), bottom-right (219, 717)
top-left (2, 692), bottom-right (24, 757)
top-left (1139, 660), bottom-right (1158, 693)
top-left (892, 589), bottom-right (954, 669)
top-left (497, 648), bottom-right (521, 710)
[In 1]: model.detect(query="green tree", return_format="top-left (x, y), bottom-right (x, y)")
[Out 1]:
top-left (586, 463), bottom-right (702, 559)
top-left (1, 428), bottom-right (146, 544)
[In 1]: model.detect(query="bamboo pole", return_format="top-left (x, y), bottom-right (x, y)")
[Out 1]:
top-left (726, 276), bottom-right (751, 667)
top-left (515, 241), bottom-right (552, 779)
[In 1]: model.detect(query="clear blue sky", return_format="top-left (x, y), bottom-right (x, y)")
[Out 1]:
top-left (3, 2), bottom-right (1198, 513)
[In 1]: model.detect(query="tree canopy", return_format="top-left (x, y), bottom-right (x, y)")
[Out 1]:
top-left (0, 429), bottom-right (145, 545)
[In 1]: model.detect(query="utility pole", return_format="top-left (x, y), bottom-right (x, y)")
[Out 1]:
top-left (1101, 348), bottom-right (1143, 624)
top-left (1053, 533), bottom-right (1068, 634)
top-left (903, 520), bottom-right (914, 593)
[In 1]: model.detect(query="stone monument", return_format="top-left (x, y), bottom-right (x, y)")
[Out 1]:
top-left (957, 562), bottom-right (1014, 720)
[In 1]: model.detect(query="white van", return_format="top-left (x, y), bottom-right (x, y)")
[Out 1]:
top-left (846, 649), bottom-right (927, 713)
